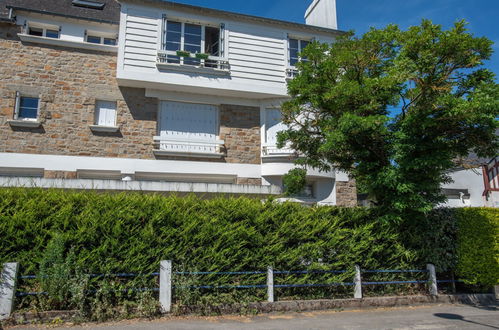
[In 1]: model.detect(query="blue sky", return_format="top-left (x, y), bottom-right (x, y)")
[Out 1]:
top-left (169, 0), bottom-right (499, 81)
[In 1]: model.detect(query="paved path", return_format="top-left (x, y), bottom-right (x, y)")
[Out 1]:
top-left (10, 303), bottom-right (499, 329)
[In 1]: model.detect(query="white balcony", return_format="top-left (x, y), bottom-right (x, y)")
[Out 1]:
top-left (153, 136), bottom-right (225, 159)
top-left (262, 144), bottom-right (296, 158)
top-left (156, 50), bottom-right (230, 75)
top-left (286, 67), bottom-right (299, 80)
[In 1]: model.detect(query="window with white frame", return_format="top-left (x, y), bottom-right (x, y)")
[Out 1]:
top-left (85, 31), bottom-right (117, 45)
top-left (157, 101), bottom-right (221, 154)
top-left (27, 23), bottom-right (60, 39)
top-left (14, 93), bottom-right (39, 121)
top-left (161, 18), bottom-right (224, 66)
top-left (94, 100), bottom-right (117, 127)
top-left (264, 108), bottom-right (293, 155)
top-left (288, 38), bottom-right (311, 67)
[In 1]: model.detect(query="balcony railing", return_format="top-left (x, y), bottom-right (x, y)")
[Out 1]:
top-left (157, 50), bottom-right (230, 74)
top-left (286, 67), bottom-right (299, 80)
top-left (262, 144), bottom-right (295, 157)
top-left (153, 136), bottom-right (225, 158)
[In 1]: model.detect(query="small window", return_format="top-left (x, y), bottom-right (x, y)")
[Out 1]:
top-left (86, 34), bottom-right (116, 45)
top-left (289, 38), bottom-right (310, 67)
top-left (28, 26), bottom-right (59, 38)
top-left (95, 100), bottom-right (117, 127)
top-left (45, 29), bottom-right (60, 38)
top-left (28, 27), bottom-right (43, 37)
top-left (103, 38), bottom-right (116, 45)
top-left (87, 35), bottom-right (101, 44)
top-left (15, 94), bottom-right (39, 120)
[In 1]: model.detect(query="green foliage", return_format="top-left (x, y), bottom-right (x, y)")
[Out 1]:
top-left (455, 208), bottom-right (499, 287)
top-left (282, 168), bottom-right (307, 196)
top-left (279, 20), bottom-right (499, 221)
top-left (0, 188), bottom-right (497, 317)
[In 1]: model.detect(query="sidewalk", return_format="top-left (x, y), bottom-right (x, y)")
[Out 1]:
top-left (9, 303), bottom-right (499, 330)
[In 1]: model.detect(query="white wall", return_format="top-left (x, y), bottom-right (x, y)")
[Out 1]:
top-left (441, 168), bottom-right (486, 207)
top-left (305, 0), bottom-right (338, 30)
top-left (117, 2), bottom-right (337, 99)
top-left (16, 13), bottom-right (118, 43)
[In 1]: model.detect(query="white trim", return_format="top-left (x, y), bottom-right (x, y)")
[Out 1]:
top-left (153, 150), bottom-right (225, 159)
top-left (89, 125), bottom-right (120, 133)
top-left (18, 33), bottom-right (118, 52)
top-left (8, 120), bottom-right (42, 128)
top-left (0, 152), bottom-right (262, 179)
top-left (0, 177), bottom-right (281, 195)
top-left (145, 89), bottom-right (264, 107)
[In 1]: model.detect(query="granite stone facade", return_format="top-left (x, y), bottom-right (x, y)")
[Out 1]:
top-left (335, 178), bottom-right (358, 207)
top-left (0, 24), bottom-right (261, 178)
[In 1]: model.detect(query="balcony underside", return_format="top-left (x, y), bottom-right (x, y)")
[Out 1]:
top-left (0, 177), bottom-right (281, 196)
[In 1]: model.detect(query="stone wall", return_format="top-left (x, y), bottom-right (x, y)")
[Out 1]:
top-left (0, 23), bottom-right (262, 176)
top-left (0, 24), bottom-right (158, 159)
top-left (336, 178), bottom-right (358, 207)
top-left (220, 104), bottom-right (261, 165)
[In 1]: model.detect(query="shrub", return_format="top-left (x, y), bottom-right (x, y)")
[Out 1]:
top-left (454, 208), bottom-right (499, 287)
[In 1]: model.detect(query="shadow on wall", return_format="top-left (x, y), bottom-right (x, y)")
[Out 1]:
top-left (119, 87), bottom-right (158, 122)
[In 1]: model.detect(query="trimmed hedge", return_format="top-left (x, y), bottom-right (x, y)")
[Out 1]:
top-left (0, 188), bottom-right (497, 288)
top-left (455, 208), bottom-right (499, 287)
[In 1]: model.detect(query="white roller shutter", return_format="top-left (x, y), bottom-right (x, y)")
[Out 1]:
top-left (159, 101), bottom-right (218, 153)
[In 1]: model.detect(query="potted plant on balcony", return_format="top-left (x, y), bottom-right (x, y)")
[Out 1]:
top-left (195, 53), bottom-right (210, 60)
top-left (176, 50), bottom-right (191, 58)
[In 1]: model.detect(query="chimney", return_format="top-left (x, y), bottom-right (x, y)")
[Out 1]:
top-left (304, 0), bottom-right (338, 30)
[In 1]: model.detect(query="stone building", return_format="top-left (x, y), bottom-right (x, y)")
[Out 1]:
top-left (0, 0), bottom-right (357, 206)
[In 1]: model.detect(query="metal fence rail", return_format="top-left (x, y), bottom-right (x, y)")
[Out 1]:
top-left (1, 261), bottom-right (450, 319)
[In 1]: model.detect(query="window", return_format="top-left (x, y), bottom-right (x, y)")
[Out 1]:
top-left (95, 101), bottom-right (117, 127)
top-left (14, 93), bottom-right (39, 120)
top-left (288, 38), bottom-right (310, 67)
top-left (157, 101), bottom-right (220, 154)
top-left (263, 108), bottom-right (294, 156)
top-left (28, 25), bottom-right (60, 39)
top-left (86, 33), bottom-right (117, 45)
top-left (162, 18), bottom-right (223, 66)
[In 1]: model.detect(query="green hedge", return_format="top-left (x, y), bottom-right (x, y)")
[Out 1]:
top-left (455, 208), bottom-right (499, 287)
top-left (0, 188), bottom-right (414, 276)
top-left (0, 188), bottom-right (497, 287)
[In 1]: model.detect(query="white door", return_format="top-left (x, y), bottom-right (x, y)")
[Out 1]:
top-left (159, 101), bottom-right (218, 153)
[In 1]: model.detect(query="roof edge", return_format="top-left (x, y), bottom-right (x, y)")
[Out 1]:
top-left (119, 0), bottom-right (346, 35)
top-left (8, 6), bottom-right (119, 25)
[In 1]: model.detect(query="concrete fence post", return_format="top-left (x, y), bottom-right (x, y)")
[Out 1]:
top-left (426, 263), bottom-right (438, 296)
top-left (267, 266), bottom-right (274, 303)
top-left (354, 264), bottom-right (362, 299)
top-left (160, 260), bottom-right (172, 313)
top-left (0, 262), bottom-right (19, 320)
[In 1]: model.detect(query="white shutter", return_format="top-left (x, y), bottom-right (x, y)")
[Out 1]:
top-left (96, 101), bottom-right (116, 126)
top-left (159, 101), bottom-right (218, 153)
top-left (265, 108), bottom-right (287, 146)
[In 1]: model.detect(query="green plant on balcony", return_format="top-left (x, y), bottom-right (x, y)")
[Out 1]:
top-left (195, 53), bottom-right (210, 60)
top-left (176, 50), bottom-right (191, 58)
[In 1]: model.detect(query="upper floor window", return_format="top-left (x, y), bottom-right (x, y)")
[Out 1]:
top-left (288, 38), bottom-right (310, 67)
top-left (15, 93), bottom-right (39, 121)
top-left (27, 23), bottom-right (60, 39)
top-left (161, 18), bottom-right (224, 67)
top-left (86, 31), bottom-right (117, 45)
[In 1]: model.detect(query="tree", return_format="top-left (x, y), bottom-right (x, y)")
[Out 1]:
top-left (279, 20), bottom-right (499, 221)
